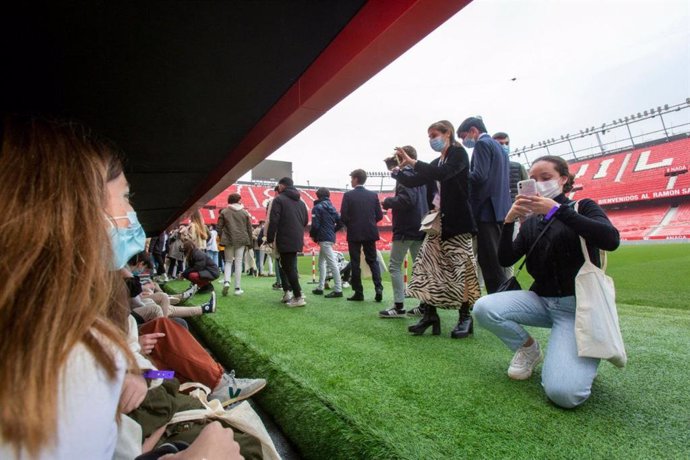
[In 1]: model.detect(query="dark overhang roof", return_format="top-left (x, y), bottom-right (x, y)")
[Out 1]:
top-left (2, 0), bottom-right (471, 234)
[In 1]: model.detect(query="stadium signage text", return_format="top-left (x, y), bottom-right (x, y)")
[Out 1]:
top-left (598, 187), bottom-right (690, 205)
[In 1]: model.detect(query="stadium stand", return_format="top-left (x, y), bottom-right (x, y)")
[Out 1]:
top-left (566, 136), bottom-right (690, 240)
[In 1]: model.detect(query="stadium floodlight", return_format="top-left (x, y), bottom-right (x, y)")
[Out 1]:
top-left (565, 133), bottom-right (570, 139)
top-left (686, 98), bottom-right (690, 105)
top-left (664, 104), bottom-right (669, 110)
top-left (624, 116), bottom-right (629, 121)
top-left (643, 110), bottom-right (648, 116)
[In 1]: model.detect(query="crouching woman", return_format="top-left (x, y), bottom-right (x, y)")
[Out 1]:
top-left (473, 155), bottom-right (620, 408)
top-left (180, 240), bottom-right (220, 294)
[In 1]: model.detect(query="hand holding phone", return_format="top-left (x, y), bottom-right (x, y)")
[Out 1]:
top-left (517, 179), bottom-right (538, 197)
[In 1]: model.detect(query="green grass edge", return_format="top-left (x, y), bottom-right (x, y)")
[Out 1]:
top-left (190, 316), bottom-right (405, 460)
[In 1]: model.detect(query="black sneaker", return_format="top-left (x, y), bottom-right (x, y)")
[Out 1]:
top-left (312, 289), bottom-right (324, 295)
top-left (379, 307), bottom-right (406, 318)
top-left (347, 293), bottom-right (364, 301)
top-left (324, 291), bottom-right (343, 298)
top-left (375, 289), bottom-right (383, 303)
top-left (202, 292), bottom-right (216, 314)
top-left (407, 305), bottom-right (426, 317)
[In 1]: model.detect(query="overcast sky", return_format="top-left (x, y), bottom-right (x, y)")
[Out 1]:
top-left (241, 0), bottom-right (690, 190)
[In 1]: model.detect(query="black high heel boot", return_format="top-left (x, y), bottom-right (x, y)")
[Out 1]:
top-left (450, 303), bottom-right (473, 339)
top-left (408, 305), bottom-right (440, 335)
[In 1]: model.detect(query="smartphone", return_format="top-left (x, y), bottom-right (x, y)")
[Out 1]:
top-left (517, 179), bottom-right (538, 196)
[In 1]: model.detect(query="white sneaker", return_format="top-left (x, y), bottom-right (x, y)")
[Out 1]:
top-left (286, 296), bottom-right (306, 308)
top-left (234, 288), bottom-right (244, 296)
top-left (281, 291), bottom-right (293, 303)
top-left (342, 281), bottom-right (351, 289)
top-left (507, 341), bottom-right (543, 380)
top-left (222, 282), bottom-right (230, 297)
top-left (209, 370), bottom-right (267, 406)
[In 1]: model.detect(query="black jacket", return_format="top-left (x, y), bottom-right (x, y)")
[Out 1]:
top-left (267, 186), bottom-right (308, 253)
top-left (395, 145), bottom-right (476, 240)
top-left (182, 248), bottom-right (220, 280)
top-left (341, 186), bottom-right (383, 242)
top-left (499, 195), bottom-right (620, 297)
top-left (383, 167), bottom-right (427, 241)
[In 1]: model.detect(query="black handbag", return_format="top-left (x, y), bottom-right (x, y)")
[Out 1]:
top-left (497, 216), bottom-right (557, 292)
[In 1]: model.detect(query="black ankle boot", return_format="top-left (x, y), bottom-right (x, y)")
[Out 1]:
top-left (408, 305), bottom-right (440, 335)
top-left (450, 304), bottom-right (473, 339)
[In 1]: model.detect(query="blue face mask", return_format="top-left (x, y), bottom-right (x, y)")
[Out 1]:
top-left (501, 144), bottom-right (510, 155)
top-left (429, 136), bottom-right (446, 152)
top-left (108, 211), bottom-right (146, 270)
top-left (462, 136), bottom-right (476, 149)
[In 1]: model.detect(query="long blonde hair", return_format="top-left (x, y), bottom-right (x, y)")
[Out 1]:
top-left (191, 209), bottom-right (208, 241)
top-left (0, 116), bottom-right (135, 456)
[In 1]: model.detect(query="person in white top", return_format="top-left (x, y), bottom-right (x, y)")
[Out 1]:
top-left (0, 116), bottom-right (241, 459)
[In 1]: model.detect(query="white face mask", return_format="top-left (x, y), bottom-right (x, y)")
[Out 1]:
top-left (536, 179), bottom-right (562, 199)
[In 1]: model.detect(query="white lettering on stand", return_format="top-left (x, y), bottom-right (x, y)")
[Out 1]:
top-left (593, 158), bottom-right (615, 179)
top-left (634, 150), bottom-right (673, 172)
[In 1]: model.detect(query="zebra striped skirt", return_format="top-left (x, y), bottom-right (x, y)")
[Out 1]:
top-left (405, 232), bottom-right (480, 310)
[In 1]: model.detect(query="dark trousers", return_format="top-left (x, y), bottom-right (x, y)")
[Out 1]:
top-left (476, 221), bottom-right (508, 294)
top-left (279, 252), bottom-right (301, 298)
top-left (152, 252), bottom-right (166, 276)
top-left (167, 258), bottom-right (184, 277)
top-left (254, 249), bottom-right (262, 274)
top-left (347, 241), bottom-right (382, 295)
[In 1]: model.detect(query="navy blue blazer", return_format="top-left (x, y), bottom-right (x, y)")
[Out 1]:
top-left (340, 186), bottom-right (383, 242)
top-left (468, 133), bottom-right (512, 222)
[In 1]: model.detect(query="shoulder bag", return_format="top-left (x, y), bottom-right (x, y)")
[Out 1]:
top-left (573, 203), bottom-right (627, 367)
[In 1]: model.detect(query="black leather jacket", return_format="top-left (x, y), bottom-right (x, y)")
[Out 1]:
top-left (499, 195), bottom-right (620, 297)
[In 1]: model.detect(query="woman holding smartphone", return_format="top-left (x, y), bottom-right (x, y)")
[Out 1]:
top-left (473, 155), bottom-right (620, 408)
top-left (394, 120), bottom-right (480, 338)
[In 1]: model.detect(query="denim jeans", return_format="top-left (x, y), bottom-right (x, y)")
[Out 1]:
top-left (388, 239), bottom-right (422, 304)
top-left (473, 290), bottom-right (600, 408)
top-left (318, 242), bottom-right (342, 292)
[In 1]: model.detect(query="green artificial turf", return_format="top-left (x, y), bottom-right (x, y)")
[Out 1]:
top-left (175, 243), bottom-right (690, 459)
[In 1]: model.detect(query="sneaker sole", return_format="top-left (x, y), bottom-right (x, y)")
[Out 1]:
top-left (221, 380), bottom-right (267, 407)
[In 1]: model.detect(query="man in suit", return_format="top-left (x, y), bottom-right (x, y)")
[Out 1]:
top-left (340, 169), bottom-right (384, 302)
top-left (457, 117), bottom-right (511, 294)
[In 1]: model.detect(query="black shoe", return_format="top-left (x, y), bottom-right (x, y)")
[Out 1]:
top-left (408, 305), bottom-right (440, 335)
top-left (450, 306), bottom-right (474, 339)
top-left (324, 291), bottom-right (343, 298)
top-left (375, 289), bottom-right (383, 303)
top-left (312, 289), bottom-right (324, 295)
top-left (347, 293), bottom-right (364, 301)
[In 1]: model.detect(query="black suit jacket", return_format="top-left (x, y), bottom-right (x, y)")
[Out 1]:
top-left (341, 186), bottom-right (383, 242)
top-left (395, 145), bottom-right (476, 240)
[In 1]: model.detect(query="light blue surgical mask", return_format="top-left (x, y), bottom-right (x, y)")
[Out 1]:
top-left (462, 136), bottom-right (476, 149)
top-left (429, 136), bottom-right (446, 152)
top-left (501, 144), bottom-right (510, 155)
top-left (108, 211), bottom-right (146, 270)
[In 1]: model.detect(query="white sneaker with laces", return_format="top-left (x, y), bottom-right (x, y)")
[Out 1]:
top-left (286, 296), bottom-right (306, 308)
top-left (281, 291), bottom-right (293, 303)
top-left (507, 341), bottom-right (543, 380)
top-left (209, 370), bottom-right (267, 406)
top-left (234, 288), bottom-right (244, 296)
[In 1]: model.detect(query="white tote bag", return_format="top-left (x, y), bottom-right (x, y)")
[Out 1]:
top-left (573, 211), bottom-right (627, 367)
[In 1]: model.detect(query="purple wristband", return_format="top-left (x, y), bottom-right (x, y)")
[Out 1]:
top-left (143, 370), bottom-right (175, 380)
top-left (544, 205), bottom-right (560, 221)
